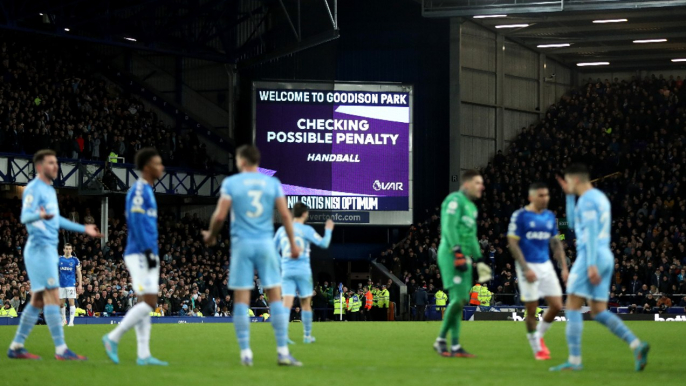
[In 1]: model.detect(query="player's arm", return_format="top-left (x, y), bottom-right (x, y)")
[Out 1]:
top-left (581, 204), bottom-right (600, 285)
top-left (203, 186), bottom-right (232, 246)
top-left (20, 188), bottom-right (52, 224)
top-left (58, 216), bottom-right (102, 237)
top-left (309, 221), bottom-right (334, 249)
top-left (275, 197), bottom-right (300, 258)
top-left (76, 260), bottom-right (83, 293)
top-left (507, 211), bottom-right (535, 282)
top-left (440, 196), bottom-right (467, 272)
top-left (273, 228), bottom-right (283, 254)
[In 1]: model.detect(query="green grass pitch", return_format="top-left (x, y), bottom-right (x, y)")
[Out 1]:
top-left (0, 321), bottom-right (683, 386)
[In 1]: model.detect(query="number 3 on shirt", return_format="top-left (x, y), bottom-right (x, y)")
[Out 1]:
top-left (247, 190), bottom-right (264, 218)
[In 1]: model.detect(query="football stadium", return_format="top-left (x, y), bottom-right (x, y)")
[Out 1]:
top-left (1, 1), bottom-right (685, 385)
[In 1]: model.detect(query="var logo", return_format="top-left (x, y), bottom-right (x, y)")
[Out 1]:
top-left (373, 180), bottom-right (403, 191)
top-left (654, 314), bottom-right (686, 322)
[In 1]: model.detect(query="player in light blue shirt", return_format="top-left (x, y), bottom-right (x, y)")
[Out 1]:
top-left (58, 243), bottom-right (82, 326)
top-left (8, 149), bottom-right (101, 361)
top-left (507, 182), bottom-right (568, 361)
top-left (275, 203), bottom-right (334, 344)
top-left (103, 148), bottom-right (168, 366)
top-left (203, 145), bottom-right (301, 367)
top-left (551, 164), bottom-right (649, 372)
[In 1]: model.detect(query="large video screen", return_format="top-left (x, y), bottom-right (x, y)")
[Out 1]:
top-left (253, 81), bottom-right (412, 225)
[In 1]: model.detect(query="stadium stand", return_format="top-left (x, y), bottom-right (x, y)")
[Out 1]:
top-left (0, 32), bottom-right (216, 170)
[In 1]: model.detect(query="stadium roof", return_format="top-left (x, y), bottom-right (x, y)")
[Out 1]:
top-left (420, 0), bottom-right (686, 71)
top-left (0, 0), bottom-right (339, 69)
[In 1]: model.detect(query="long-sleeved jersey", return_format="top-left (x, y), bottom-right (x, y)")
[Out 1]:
top-left (21, 178), bottom-right (85, 247)
top-left (125, 179), bottom-right (158, 255)
top-left (438, 190), bottom-right (481, 259)
top-left (274, 222), bottom-right (332, 276)
top-left (568, 189), bottom-right (612, 267)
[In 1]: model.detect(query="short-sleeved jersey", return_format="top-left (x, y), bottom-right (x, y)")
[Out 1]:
top-left (574, 188), bottom-right (612, 266)
top-left (21, 179), bottom-right (60, 246)
top-left (275, 222), bottom-right (332, 275)
top-left (507, 208), bottom-right (558, 264)
top-left (125, 179), bottom-right (159, 255)
top-left (220, 172), bottom-right (284, 241)
top-left (58, 256), bottom-right (81, 287)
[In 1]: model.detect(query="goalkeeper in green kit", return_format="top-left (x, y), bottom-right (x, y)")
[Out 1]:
top-left (433, 169), bottom-right (492, 358)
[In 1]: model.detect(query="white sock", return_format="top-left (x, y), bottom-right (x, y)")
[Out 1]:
top-left (451, 344), bottom-right (461, 351)
top-left (630, 339), bottom-right (640, 350)
top-left (277, 346), bottom-right (289, 356)
top-left (9, 342), bottom-right (24, 350)
top-left (240, 349), bottom-right (253, 360)
top-left (61, 307), bottom-right (66, 323)
top-left (527, 332), bottom-right (541, 353)
top-left (135, 314), bottom-right (152, 359)
top-left (568, 355), bottom-right (582, 365)
top-left (436, 337), bottom-right (446, 343)
top-left (56, 344), bottom-right (68, 355)
top-left (108, 302), bottom-right (152, 343)
top-left (69, 306), bottom-right (76, 325)
top-left (536, 321), bottom-right (552, 337)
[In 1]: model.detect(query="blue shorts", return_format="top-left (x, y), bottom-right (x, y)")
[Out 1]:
top-left (282, 272), bottom-right (314, 298)
top-left (229, 239), bottom-right (281, 290)
top-left (566, 251), bottom-right (613, 302)
top-left (24, 242), bottom-right (59, 293)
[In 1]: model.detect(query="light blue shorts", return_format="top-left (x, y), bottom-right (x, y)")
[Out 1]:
top-left (282, 272), bottom-right (314, 298)
top-left (24, 242), bottom-right (59, 293)
top-left (566, 251), bottom-right (613, 302)
top-left (229, 239), bottom-right (281, 290)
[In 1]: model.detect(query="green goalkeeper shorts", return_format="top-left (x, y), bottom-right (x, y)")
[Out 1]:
top-left (437, 249), bottom-right (472, 303)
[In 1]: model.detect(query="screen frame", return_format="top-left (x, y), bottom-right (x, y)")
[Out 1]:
top-left (252, 80), bottom-right (413, 226)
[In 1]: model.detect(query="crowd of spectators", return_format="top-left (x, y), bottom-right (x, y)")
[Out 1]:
top-left (0, 33), bottom-right (216, 170)
top-left (379, 74), bottom-right (686, 312)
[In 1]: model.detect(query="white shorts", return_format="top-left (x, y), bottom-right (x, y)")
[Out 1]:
top-left (515, 260), bottom-right (563, 302)
top-left (59, 287), bottom-right (77, 299)
top-left (125, 253), bottom-right (160, 295)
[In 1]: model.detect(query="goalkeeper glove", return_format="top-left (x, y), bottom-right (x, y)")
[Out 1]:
top-left (453, 245), bottom-right (468, 272)
top-left (474, 259), bottom-right (492, 283)
top-left (144, 249), bottom-right (157, 269)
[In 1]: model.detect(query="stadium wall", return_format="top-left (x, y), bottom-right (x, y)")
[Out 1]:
top-left (449, 21), bottom-right (572, 191)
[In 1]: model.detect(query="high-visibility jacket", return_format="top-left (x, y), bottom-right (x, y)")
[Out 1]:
top-left (348, 295), bottom-right (361, 312)
top-left (478, 286), bottom-right (492, 306)
top-left (364, 291), bottom-right (373, 310)
top-left (379, 289), bottom-right (390, 308)
top-left (75, 307), bottom-right (86, 316)
top-left (248, 309), bottom-right (255, 317)
top-left (0, 307), bottom-right (18, 317)
top-left (108, 152), bottom-right (119, 163)
top-left (333, 296), bottom-right (346, 315)
top-left (262, 312), bottom-right (269, 321)
top-left (469, 284), bottom-right (481, 306)
top-left (434, 290), bottom-right (448, 311)
top-left (523, 307), bottom-right (544, 319)
top-left (372, 290), bottom-right (379, 307)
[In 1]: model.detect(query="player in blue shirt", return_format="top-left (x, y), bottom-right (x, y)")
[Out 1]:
top-left (8, 149), bottom-right (101, 361)
top-left (203, 145), bottom-right (301, 367)
top-left (274, 203), bottom-right (334, 344)
top-left (551, 164), bottom-right (650, 372)
top-left (508, 182), bottom-right (568, 361)
top-left (103, 148), bottom-right (168, 366)
top-left (58, 243), bottom-right (82, 327)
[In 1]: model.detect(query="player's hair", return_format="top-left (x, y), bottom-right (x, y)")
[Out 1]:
top-left (528, 182), bottom-right (548, 193)
top-left (461, 169), bottom-right (481, 183)
top-left (64, 243), bottom-right (72, 248)
top-left (293, 202), bottom-right (309, 218)
top-left (33, 149), bottom-right (56, 164)
top-left (236, 145), bottom-right (260, 166)
top-left (564, 163), bottom-right (590, 181)
top-left (135, 148), bottom-right (160, 171)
